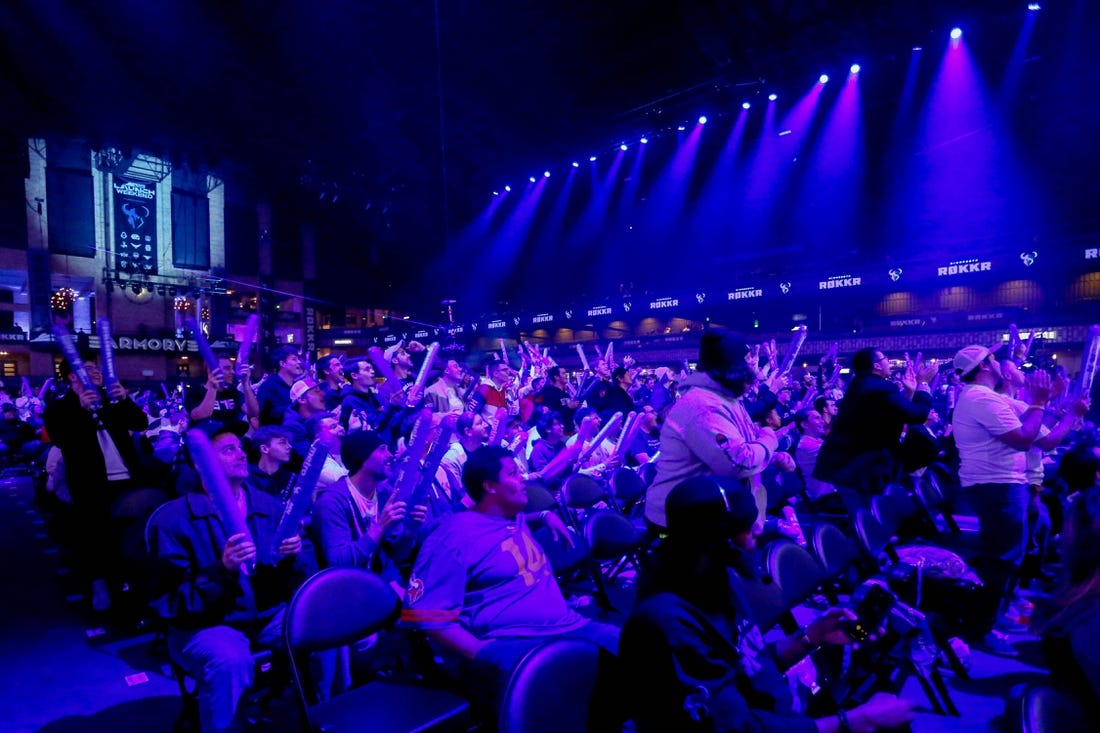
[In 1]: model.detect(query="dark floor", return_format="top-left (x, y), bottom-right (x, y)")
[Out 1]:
top-left (0, 471), bottom-right (1047, 733)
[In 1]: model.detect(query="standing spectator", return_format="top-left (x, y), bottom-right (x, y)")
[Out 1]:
top-left (813, 348), bottom-right (935, 511)
top-left (951, 344), bottom-right (1052, 657)
top-left (316, 355), bottom-right (345, 411)
top-left (44, 357), bottom-right (148, 612)
top-left (534, 366), bottom-right (579, 429)
top-left (645, 330), bottom-right (781, 529)
top-left (248, 426), bottom-right (294, 499)
top-left (187, 354), bottom-right (259, 429)
top-left (256, 346), bottom-right (304, 426)
top-left (339, 357), bottom-right (384, 432)
top-left (425, 359), bottom-right (467, 420)
top-left (282, 378), bottom-right (328, 461)
top-left (601, 366), bottom-right (636, 420)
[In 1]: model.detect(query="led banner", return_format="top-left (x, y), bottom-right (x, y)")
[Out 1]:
top-left (112, 176), bottom-right (158, 275)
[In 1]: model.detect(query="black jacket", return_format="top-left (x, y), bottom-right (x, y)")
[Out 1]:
top-left (43, 389), bottom-right (148, 496)
top-left (814, 375), bottom-right (931, 491)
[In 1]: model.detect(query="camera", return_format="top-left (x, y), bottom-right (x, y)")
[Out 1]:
top-left (843, 581), bottom-right (897, 642)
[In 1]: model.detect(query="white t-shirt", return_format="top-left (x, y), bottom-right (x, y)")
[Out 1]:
top-left (952, 384), bottom-right (1024, 486)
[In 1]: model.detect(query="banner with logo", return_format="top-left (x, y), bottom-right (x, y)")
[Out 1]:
top-left (112, 176), bottom-right (158, 275)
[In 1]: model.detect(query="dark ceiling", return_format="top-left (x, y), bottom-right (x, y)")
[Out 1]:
top-left (0, 0), bottom-right (1093, 314)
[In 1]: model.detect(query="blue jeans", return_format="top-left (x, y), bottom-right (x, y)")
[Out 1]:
top-left (168, 611), bottom-right (284, 733)
top-left (964, 482), bottom-right (1029, 630)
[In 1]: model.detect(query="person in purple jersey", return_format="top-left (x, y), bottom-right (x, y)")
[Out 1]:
top-left (401, 445), bottom-right (619, 711)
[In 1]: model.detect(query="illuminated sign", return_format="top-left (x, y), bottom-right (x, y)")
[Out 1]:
top-left (649, 297), bottom-right (679, 309)
top-left (112, 337), bottom-right (197, 353)
top-left (889, 319), bottom-right (924, 327)
top-left (819, 276), bottom-right (861, 290)
top-left (532, 313), bottom-right (554, 324)
top-left (727, 288), bottom-right (762, 301)
top-left (1086, 248), bottom-right (1098, 260)
top-left (587, 306), bottom-right (613, 317)
top-left (487, 319), bottom-right (506, 330)
top-left (937, 259), bottom-right (991, 276)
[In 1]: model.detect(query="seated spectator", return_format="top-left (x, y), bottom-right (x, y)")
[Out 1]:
top-left (401, 445), bottom-right (618, 711)
top-left (305, 413), bottom-right (349, 490)
top-left (150, 422), bottom-right (312, 733)
top-left (565, 407), bottom-right (620, 478)
top-left (1039, 444), bottom-right (1100, 712)
top-left (311, 431), bottom-right (416, 584)
top-left (620, 475), bottom-right (915, 732)
top-left (248, 426), bottom-right (294, 499)
top-left (0, 402), bottom-right (37, 463)
top-left (793, 409), bottom-right (845, 513)
top-left (626, 405), bottom-right (661, 466)
top-left (437, 412), bottom-right (488, 502)
top-left (528, 412), bottom-right (567, 475)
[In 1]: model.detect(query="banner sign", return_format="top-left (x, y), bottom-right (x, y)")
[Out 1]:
top-left (113, 177), bottom-right (158, 275)
top-left (303, 305), bottom-right (317, 364)
top-left (936, 258), bottom-right (992, 277)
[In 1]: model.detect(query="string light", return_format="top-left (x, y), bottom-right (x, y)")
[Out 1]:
top-left (50, 287), bottom-right (76, 312)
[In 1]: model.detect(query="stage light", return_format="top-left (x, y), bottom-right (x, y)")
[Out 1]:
top-left (529, 176), bottom-right (536, 183)
top-left (572, 161), bottom-right (579, 168)
top-left (640, 136), bottom-right (648, 144)
top-left (819, 74), bottom-right (829, 84)
top-left (698, 115), bottom-right (707, 124)
top-left (543, 170), bottom-right (550, 178)
top-left (950, 27), bottom-right (962, 39)
top-left (912, 46), bottom-right (922, 51)
top-left (504, 185), bottom-right (511, 192)
top-left (677, 125), bottom-right (686, 131)
top-left (492, 191), bottom-right (499, 196)
top-left (850, 63), bottom-right (861, 74)
top-left (589, 155), bottom-right (597, 162)
top-left (1027, 3), bottom-right (1040, 10)
top-left (768, 94), bottom-right (777, 101)
top-left (741, 102), bottom-right (751, 110)
top-left (620, 143), bottom-right (628, 151)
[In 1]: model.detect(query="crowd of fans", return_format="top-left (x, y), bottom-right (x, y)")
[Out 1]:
top-left (17, 330), bottom-right (1100, 731)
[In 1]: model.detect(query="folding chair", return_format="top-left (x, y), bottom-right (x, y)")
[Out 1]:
top-left (284, 567), bottom-right (471, 733)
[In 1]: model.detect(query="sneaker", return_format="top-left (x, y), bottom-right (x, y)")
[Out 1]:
top-left (978, 630), bottom-right (1018, 658)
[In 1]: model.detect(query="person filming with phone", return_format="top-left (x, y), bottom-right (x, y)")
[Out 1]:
top-left (620, 475), bottom-right (915, 732)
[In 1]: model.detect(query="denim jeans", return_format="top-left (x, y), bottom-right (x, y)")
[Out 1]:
top-left (168, 610), bottom-right (284, 733)
top-left (964, 482), bottom-right (1029, 631)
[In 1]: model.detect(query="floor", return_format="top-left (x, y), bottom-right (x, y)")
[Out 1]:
top-left (0, 470), bottom-right (1047, 732)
